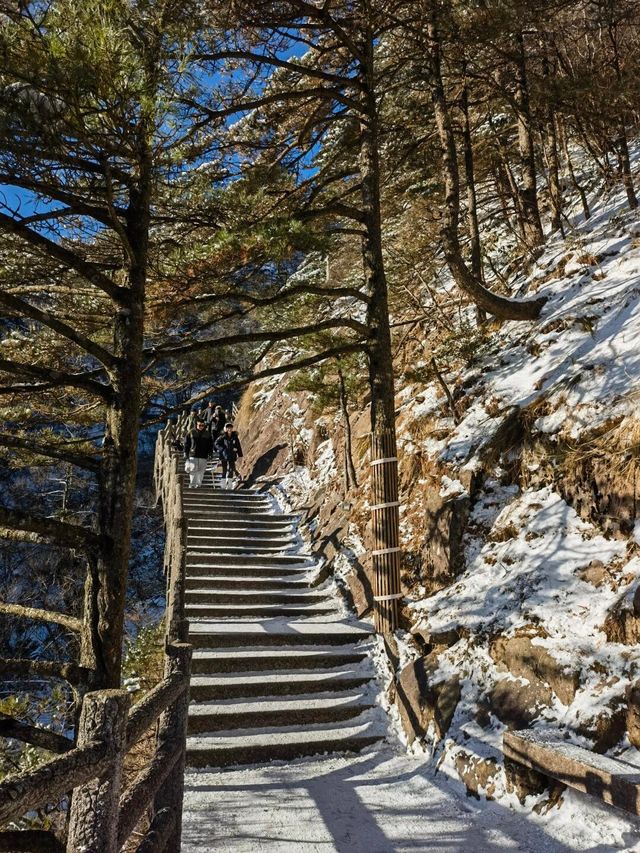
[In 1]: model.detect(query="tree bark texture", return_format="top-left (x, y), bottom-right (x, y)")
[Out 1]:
top-left (514, 32), bottom-right (545, 248)
top-left (338, 368), bottom-right (358, 492)
top-left (152, 643), bottom-right (192, 853)
top-left (66, 690), bottom-right (130, 853)
top-left (95, 144), bottom-right (152, 688)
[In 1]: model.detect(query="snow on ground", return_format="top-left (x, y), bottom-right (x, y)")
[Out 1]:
top-left (181, 746), bottom-right (640, 852)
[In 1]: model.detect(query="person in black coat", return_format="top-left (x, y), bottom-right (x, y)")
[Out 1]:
top-left (183, 419), bottom-right (213, 487)
top-left (214, 423), bottom-right (243, 483)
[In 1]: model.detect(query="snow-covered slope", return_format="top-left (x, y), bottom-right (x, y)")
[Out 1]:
top-left (234, 158), bottom-right (640, 845)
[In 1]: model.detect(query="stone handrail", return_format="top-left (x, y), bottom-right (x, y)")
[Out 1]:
top-left (0, 424), bottom-right (192, 852)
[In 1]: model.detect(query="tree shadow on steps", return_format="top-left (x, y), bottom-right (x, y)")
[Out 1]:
top-left (180, 747), bottom-right (619, 852)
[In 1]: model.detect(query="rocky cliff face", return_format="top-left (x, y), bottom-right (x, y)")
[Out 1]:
top-left (234, 179), bottom-right (640, 814)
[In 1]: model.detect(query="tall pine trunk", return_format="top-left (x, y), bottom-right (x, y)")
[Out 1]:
top-left (358, 14), bottom-right (402, 634)
top-left (460, 68), bottom-right (485, 323)
top-left (94, 150), bottom-right (151, 688)
top-left (514, 32), bottom-right (544, 249)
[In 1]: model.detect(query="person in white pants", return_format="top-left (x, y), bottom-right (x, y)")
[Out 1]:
top-left (183, 419), bottom-right (213, 488)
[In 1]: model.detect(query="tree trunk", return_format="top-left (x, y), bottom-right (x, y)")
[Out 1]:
top-left (358, 14), bottom-right (401, 635)
top-left (541, 49), bottom-right (563, 235)
top-left (544, 113), bottom-right (564, 236)
top-left (560, 118), bottom-right (590, 219)
top-left (96, 156), bottom-right (151, 688)
top-left (338, 368), bottom-right (358, 492)
top-left (427, 8), bottom-right (545, 321)
top-left (514, 32), bottom-right (545, 249)
top-left (616, 122), bottom-right (638, 210)
top-left (460, 68), bottom-right (486, 324)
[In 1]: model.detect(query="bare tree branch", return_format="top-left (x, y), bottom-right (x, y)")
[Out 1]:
top-left (0, 602), bottom-right (82, 633)
top-left (0, 290), bottom-right (117, 369)
top-left (0, 506), bottom-right (99, 550)
top-left (0, 212), bottom-right (127, 303)
top-left (0, 359), bottom-right (112, 401)
top-left (0, 714), bottom-right (73, 754)
top-left (0, 658), bottom-right (87, 686)
top-left (0, 433), bottom-right (100, 472)
top-left (147, 317), bottom-right (369, 360)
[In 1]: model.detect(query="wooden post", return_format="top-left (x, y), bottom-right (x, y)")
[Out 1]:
top-left (152, 642), bottom-right (192, 853)
top-left (370, 429), bottom-right (402, 634)
top-left (66, 690), bottom-right (130, 853)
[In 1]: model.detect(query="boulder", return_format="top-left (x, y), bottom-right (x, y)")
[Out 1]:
top-left (488, 676), bottom-right (552, 728)
top-left (396, 654), bottom-right (460, 744)
top-left (490, 632), bottom-right (579, 705)
top-left (342, 557), bottom-right (374, 617)
top-left (452, 749), bottom-right (500, 800)
top-left (603, 582), bottom-right (640, 644)
top-left (421, 491), bottom-right (470, 589)
top-left (576, 701), bottom-right (627, 753)
top-left (626, 681), bottom-right (640, 750)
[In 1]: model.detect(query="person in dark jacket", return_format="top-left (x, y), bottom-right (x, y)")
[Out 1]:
top-left (183, 419), bottom-right (213, 488)
top-left (214, 423), bottom-right (243, 485)
top-left (204, 401), bottom-right (217, 433)
top-left (210, 404), bottom-right (227, 438)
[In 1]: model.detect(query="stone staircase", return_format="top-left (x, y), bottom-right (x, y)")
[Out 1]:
top-left (182, 463), bottom-right (385, 768)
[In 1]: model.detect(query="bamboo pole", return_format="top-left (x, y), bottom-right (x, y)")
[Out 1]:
top-left (370, 429), bottom-right (402, 634)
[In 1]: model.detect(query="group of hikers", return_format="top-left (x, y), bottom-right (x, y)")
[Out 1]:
top-left (183, 401), bottom-right (243, 489)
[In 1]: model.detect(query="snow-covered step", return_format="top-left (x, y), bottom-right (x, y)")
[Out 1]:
top-left (188, 620), bottom-right (373, 648)
top-left (185, 575), bottom-right (311, 590)
top-left (187, 521), bottom-right (295, 533)
top-left (187, 693), bottom-right (375, 732)
top-left (184, 512), bottom-right (297, 524)
top-left (185, 554), bottom-right (315, 567)
top-left (190, 646), bottom-right (369, 674)
top-left (185, 720), bottom-right (384, 767)
top-left (185, 588), bottom-right (330, 606)
top-left (187, 532), bottom-right (296, 545)
top-left (186, 542), bottom-right (298, 554)
top-left (190, 668), bottom-right (371, 701)
top-left (185, 565), bottom-right (312, 581)
top-left (185, 601), bottom-right (338, 619)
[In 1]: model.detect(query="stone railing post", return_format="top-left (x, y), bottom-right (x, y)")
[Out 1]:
top-left (66, 690), bottom-right (130, 853)
top-left (152, 642), bottom-right (192, 853)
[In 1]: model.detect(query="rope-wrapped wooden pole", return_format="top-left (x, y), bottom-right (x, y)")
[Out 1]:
top-left (370, 429), bottom-right (402, 634)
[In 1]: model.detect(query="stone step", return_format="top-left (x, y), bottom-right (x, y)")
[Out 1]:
top-left (188, 522), bottom-right (294, 533)
top-left (183, 512), bottom-right (298, 524)
top-left (185, 554), bottom-right (315, 567)
top-left (186, 543), bottom-right (299, 554)
top-left (189, 668), bottom-right (373, 701)
top-left (188, 620), bottom-right (373, 648)
top-left (185, 575), bottom-right (310, 590)
top-left (187, 534), bottom-right (296, 547)
top-left (190, 646), bottom-right (369, 674)
top-left (185, 564), bottom-right (312, 579)
top-left (187, 693), bottom-right (375, 732)
top-left (182, 492), bottom-right (271, 503)
top-left (185, 602), bottom-right (337, 619)
top-left (185, 589), bottom-right (330, 606)
top-left (185, 721), bottom-right (384, 767)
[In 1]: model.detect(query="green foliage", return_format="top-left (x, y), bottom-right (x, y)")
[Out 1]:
top-left (122, 621), bottom-right (165, 695)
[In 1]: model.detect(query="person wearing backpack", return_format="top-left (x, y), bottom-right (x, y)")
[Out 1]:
top-left (183, 419), bottom-right (213, 488)
top-left (214, 422), bottom-right (243, 487)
